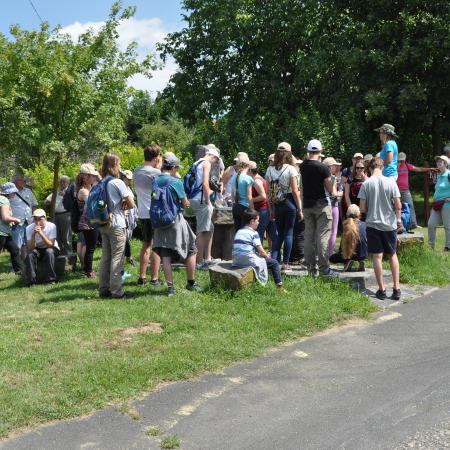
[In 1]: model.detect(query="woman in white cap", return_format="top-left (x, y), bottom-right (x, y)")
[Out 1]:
top-left (223, 152), bottom-right (249, 203)
top-left (0, 183), bottom-right (23, 274)
top-left (344, 158), bottom-right (367, 215)
top-left (397, 152), bottom-right (436, 229)
top-left (428, 155), bottom-right (450, 251)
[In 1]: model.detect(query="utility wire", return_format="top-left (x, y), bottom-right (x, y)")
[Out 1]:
top-left (27, 0), bottom-right (44, 23)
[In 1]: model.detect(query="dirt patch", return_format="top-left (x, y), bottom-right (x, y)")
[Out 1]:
top-left (119, 323), bottom-right (164, 336)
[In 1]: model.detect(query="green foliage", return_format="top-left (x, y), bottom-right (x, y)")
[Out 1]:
top-left (160, 0), bottom-right (450, 162)
top-left (137, 115), bottom-right (198, 157)
top-left (0, 3), bottom-right (156, 215)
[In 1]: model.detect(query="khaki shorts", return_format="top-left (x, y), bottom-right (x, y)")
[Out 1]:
top-left (190, 199), bottom-right (214, 233)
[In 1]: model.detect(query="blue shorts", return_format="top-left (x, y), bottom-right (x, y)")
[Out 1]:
top-left (367, 227), bottom-right (397, 255)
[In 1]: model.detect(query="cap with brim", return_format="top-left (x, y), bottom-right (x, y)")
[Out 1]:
top-left (435, 155), bottom-right (449, 166)
top-left (268, 153), bottom-right (275, 162)
top-left (206, 143), bottom-right (220, 154)
top-left (122, 170), bottom-right (133, 180)
top-left (79, 163), bottom-right (100, 176)
top-left (235, 154), bottom-right (250, 165)
top-left (277, 142), bottom-right (292, 152)
top-left (353, 153), bottom-right (364, 159)
top-left (363, 154), bottom-right (373, 161)
top-left (164, 154), bottom-right (183, 168)
top-left (294, 157), bottom-right (303, 165)
top-left (205, 148), bottom-right (220, 159)
top-left (374, 123), bottom-right (398, 138)
top-left (32, 208), bottom-right (47, 218)
top-left (234, 151), bottom-right (248, 161)
top-left (1, 182), bottom-right (19, 195)
top-left (322, 157), bottom-right (340, 166)
top-left (248, 161), bottom-right (257, 170)
top-left (398, 152), bottom-right (407, 161)
top-left (307, 139), bottom-right (323, 152)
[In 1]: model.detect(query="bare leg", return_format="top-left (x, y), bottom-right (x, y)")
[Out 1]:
top-left (139, 240), bottom-right (151, 279)
top-left (372, 253), bottom-right (385, 291)
top-left (196, 233), bottom-right (206, 263)
top-left (185, 253), bottom-right (196, 280)
top-left (150, 250), bottom-right (161, 281)
top-left (205, 230), bottom-right (213, 261)
top-left (162, 256), bottom-right (173, 285)
top-left (388, 253), bottom-right (400, 289)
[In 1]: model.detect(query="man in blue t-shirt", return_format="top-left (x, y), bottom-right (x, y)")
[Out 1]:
top-left (374, 123), bottom-right (399, 179)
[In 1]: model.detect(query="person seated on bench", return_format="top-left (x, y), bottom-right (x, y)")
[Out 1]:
top-left (24, 208), bottom-right (60, 286)
top-left (232, 208), bottom-right (287, 292)
top-left (341, 204), bottom-right (368, 272)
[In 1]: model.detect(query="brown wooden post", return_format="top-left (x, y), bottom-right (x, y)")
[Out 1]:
top-left (423, 161), bottom-right (430, 223)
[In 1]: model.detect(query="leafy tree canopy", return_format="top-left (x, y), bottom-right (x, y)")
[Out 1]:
top-left (0, 2), bottom-right (156, 215)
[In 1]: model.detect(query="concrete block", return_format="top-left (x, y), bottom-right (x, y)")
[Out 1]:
top-left (209, 261), bottom-right (254, 290)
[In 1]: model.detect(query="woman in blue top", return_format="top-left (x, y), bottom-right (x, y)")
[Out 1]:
top-left (231, 155), bottom-right (254, 232)
top-left (428, 155), bottom-right (450, 251)
top-left (374, 123), bottom-right (399, 180)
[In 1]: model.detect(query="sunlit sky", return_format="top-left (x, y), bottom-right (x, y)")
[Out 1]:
top-left (1, 0), bottom-right (186, 95)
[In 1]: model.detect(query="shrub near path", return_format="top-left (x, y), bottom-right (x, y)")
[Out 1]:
top-left (0, 240), bottom-right (376, 437)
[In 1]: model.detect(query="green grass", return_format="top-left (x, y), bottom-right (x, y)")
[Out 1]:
top-left (160, 435), bottom-right (181, 449)
top-left (397, 228), bottom-right (450, 286)
top-left (0, 240), bottom-right (376, 437)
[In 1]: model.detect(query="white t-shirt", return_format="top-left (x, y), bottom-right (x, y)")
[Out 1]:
top-left (265, 164), bottom-right (298, 194)
top-left (45, 190), bottom-right (67, 213)
top-left (133, 165), bottom-right (161, 219)
top-left (106, 178), bottom-right (130, 229)
top-left (192, 159), bottom-right (206, 201)
top-left (26, 221), bottom-right (59, 250)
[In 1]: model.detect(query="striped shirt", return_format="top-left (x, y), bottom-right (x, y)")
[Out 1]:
top-left (232, 226), bottom-right (261, 256)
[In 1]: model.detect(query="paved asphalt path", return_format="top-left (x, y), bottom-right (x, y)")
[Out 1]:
top-left (2, 286), bottom-right (449, 450)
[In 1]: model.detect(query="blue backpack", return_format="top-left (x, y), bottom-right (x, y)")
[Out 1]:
top-left (183, 160), bottom-right (203, 200)
top-left (86, 176), bottom-right (113, 228)
top-left (150, 176), bottom-right (179, 228)
top-left (400, 202), bottom-right (411, 233)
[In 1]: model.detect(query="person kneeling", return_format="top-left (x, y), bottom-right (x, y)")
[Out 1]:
top-left (341, 204), bottom-right (368, 272)
top-left (25, 209), bottom-right (60, 286)
top-left (232, 208), bottom-right (287, 292)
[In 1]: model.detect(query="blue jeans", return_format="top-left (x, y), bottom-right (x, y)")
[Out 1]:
top-left (266, 257), bottom-right (282, 285)
top-left (12, 223), bottom-right (28, 248)
top-left (256, 207), bottom-right (270, 243)
top-left (272, 194), bottom-right (297, 264)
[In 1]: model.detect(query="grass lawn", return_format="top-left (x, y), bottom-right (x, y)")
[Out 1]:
top-left (0, 230), bottom-right (448, 438)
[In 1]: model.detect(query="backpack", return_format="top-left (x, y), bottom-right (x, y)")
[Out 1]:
top-left (62, 182), bottom-right (76, 211)
top-left (85, 176), bottom-right (114, 228)
top-left (183, 160), bottom-right (204, 199)
top-left (268, 166), bottom-right (288, 204)
top-left (149, 176), bottom-right (179, 228)
top-left (400, 202), bottom-right (411, 233)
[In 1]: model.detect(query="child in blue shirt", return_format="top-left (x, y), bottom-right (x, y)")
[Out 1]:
top-left (232, 208), bottom-right (286, 292)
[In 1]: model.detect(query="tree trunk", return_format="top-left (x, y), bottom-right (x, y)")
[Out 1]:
top-left (50, 156), bottom-right (61, 221)
top-left (431, 117), bottom-right (441, 156)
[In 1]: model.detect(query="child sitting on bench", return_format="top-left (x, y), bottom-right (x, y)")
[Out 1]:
top-left (232, 208), bottom-right (287, 292)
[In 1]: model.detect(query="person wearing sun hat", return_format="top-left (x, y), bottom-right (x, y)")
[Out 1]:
top-left (24, 208), bottom-right (60, 287)
top-left (374, 123), bottom-right (399, 180)
top-left (397, 152), bottom-right (436, 229)
top-left (0, 182), bottom-right (23, 274)
top-left (428, 155), bottom-right (450, 251)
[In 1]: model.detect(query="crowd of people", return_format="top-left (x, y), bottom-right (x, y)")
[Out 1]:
top-left (1, 123), bottom-right (449, 301)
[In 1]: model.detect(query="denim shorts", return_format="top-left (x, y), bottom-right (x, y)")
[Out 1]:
top-left (12, 223), bottom-right (27, 248)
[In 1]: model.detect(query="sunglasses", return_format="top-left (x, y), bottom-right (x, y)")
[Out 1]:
top-left (356, 166), bottom-right (364, 170)
top-left (33, 216), bottom-right (45, 221)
